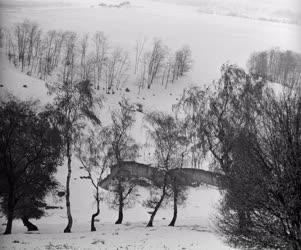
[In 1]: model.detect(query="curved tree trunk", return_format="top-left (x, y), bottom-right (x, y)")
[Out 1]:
top-left (64, 140), bottom-right (73, 233)
top-left (4, 210), bottom-right (13, 235)
top-left (22, 217), bottom-right (38, 231)
top-left (169, 190), bottom-right (178, 227)
top-left (147, 185), bottom-right (166, 227)
top-left (91, 199), bottom-right (100, 232)
top-left (115, 202), bottom-right (123, 224)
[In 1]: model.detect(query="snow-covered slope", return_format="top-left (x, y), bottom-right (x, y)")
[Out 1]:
top-left (1, 0), bottom-right (300, 87)
top-left (0, 51), bottom-right (50, 102)
top-left (0, 0), bottom-right (298, 248)
top-left (0, 44), bottom-right (232, 249)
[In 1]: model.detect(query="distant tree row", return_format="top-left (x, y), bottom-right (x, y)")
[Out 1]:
top-left (135, 39), bottom-right (192, 91)
top-left (1, 19), bottom-right (192, 93)
top-left (248, 48), bottom-right (301, 88)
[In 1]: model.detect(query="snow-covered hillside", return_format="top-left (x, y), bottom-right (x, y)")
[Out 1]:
top-left (0, 42), bottom-right (231, 249)
top-left (1, 0), bottom-right (300, 87)
top-left (0, 0), bottom-right (299, 248)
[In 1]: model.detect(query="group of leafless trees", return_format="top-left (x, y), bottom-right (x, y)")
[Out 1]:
top-left (2, 19), bottom-right (300, 250)
top-left (1, 20), bottom-right (192, 94)
top-left (135, 39), bottom-right (192, 92)
top-left (143, 112), bottom-right (190, 227)
top-left (0, 85), bottom-right (194, 234)
top-left (1, 20), bottom-right (129, 94)
top-left (248, 48), bottom-right (301, 88)
top-left (76, 99), bottom-right (193, 230)
top-left (1, 59), bottom-right (300, 250)
top-left (0, 21), bottom-right (193, 233)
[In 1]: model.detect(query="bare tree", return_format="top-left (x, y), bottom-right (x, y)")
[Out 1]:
top-left (46, 79), bottom-right (101, 233)
top-left (80, 33), bottom-right (89, 80)
top-left (167, 169), bottom-right (189, 226)
top-left (14, 20), bottom-right (28, 71)
top-left (134, 37), bottom-right (146, 74)
top-left (76, 127), bottom-right (111, 231)
top-left (28, 29), bottom-right (42, 76)
top-left (105, 99), bottom-right (139, 224)
top-left (84, 53), bottom-right (97, 84)
top-left (145, 39), bottom-right (166, 89)
top-left (107, 174), bottom-right (138, 224)
top-left (161, 51), bottom-right (174, 89)
top-left (136, 53), bottom-right (149, 93)
top-left (26, 22), bottom-right (41, 73)
top-left (13, 20), bottom-right (40, 72)
top-left (61, 32), bottom-right (78, 85)
top-left (40, 30), bottom-right (66, 79)
top-left (172, 46), bottom-right (192, 82)
top-left (93, 31), bottom-right (109, 90)
top-left (104, 48), bottom-right (130, 93)
top-left (248, 48), bottom-right (301, 88)
top-left (4, 28), bottom-right (18, 66)
top-left (144, 112), bottom-right (189, 227)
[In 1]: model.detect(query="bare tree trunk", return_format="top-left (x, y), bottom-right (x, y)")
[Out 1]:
top-left (147, 185), bottom-right (166, 227)
top-left (4, 186), bottom-right (14, 235)
top-left (115, 181), bottom-right (124, 224)
top-left (4, 211), bottom-right (13, 235)
top-left (91, 202), bottom-right (100, 232)
top-left (115, 202), bottom-right (123, 224)
top-left (134, 38), bottom-right (146, 74)
top-left (22, 217), bottom-right (38, 231)
top-left (169, 190), bottom-right (178, 226)
top-left (64, 139), bottom-right (73, 233)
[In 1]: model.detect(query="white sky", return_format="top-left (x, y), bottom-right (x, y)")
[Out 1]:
top-left (1, 0), bottom-right (299, 8)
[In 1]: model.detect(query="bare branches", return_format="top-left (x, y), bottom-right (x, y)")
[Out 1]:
top-left (3, 20), bottom-right (193, 93)
top-left (176, 63), bottom-right (301, 249)
top-left (80, 33), bottom-right (89, 80)
top-left (248, 48), bottom-right (301, 89)
top-left (93, 31), bottom-right (108, 90)
top-left (104, 48), bottom-right (130, 94)
top-left (134, 37), bottom-right (146, 74)
top-left (76, 127), bottom-right (111, 231)
top-left (144, 111), bottom-right (190, 227)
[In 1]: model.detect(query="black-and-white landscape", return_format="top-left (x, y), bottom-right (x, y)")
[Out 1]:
top-left (0, 0), bottom-right (300, 249)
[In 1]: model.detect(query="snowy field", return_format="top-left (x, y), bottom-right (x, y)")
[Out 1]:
top-left (0, 0), bottom-right (300, 249)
